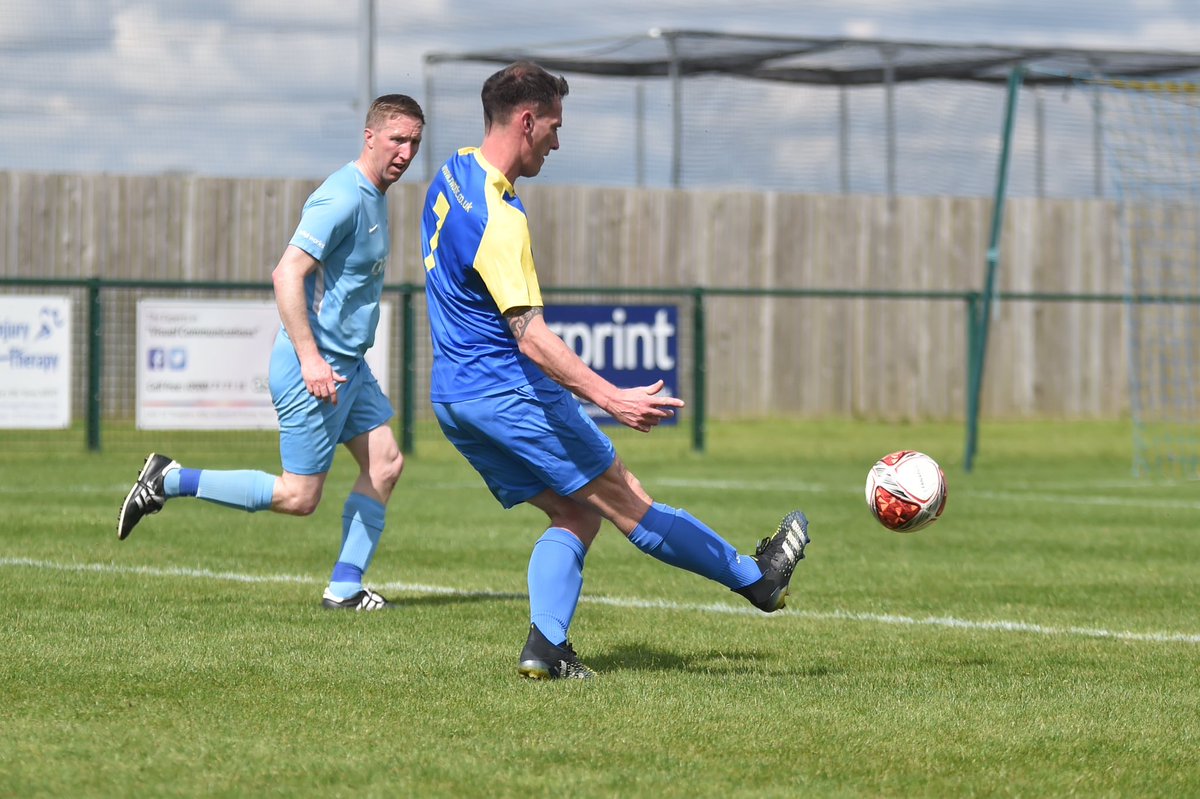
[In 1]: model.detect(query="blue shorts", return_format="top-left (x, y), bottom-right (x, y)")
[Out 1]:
top-left (433, 378), bottom-right (616, 509)
top-left (269, 333), bottom-right (393, 475)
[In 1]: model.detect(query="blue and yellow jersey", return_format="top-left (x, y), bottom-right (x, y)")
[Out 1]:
top-left (285, 162), bottom-right (390, 360)
top-left (422, 148), bottom-right (544, 402)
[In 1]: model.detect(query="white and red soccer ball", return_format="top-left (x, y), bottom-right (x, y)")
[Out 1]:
top-left (865, 450), bottom-right (947, 533)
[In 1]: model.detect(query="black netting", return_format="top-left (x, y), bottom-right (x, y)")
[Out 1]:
top-left (426, 31), bottom-right (1200, 198)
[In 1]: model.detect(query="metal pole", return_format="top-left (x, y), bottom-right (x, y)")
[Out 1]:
top-left (964, 65), bottom-right (1025, 472)
top-left (1035, 86), bottom-right (1046, 198)
top-left (358, 0), bottom-right (375, 117)
top-left (666, 33), bottom-right (683, 189)
top-left (423, 62), bottom-right (436, 182)
top-left (1092, 89), bottom-right (1104, 197)
top-left (87, 279), bottom-right (102, 452)
top-left (401, 287), bottom-right (416, 454)
top-left (635, 82), bottom-right (646, 187)
top-left (963, 292), bottom-right (982, 466)
top-left (883, 51), bottom-right (896, 197)
top-left (691, 288), bottom-right (706, 453)
top-left (839, 85), bottom-right (850, 194)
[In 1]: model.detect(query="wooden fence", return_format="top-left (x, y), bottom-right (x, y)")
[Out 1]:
top-left (0, 170), bottom-right (1127, 421)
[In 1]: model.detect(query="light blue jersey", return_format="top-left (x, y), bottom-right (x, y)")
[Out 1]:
top-left (286, 162), bottom-right (390, 360)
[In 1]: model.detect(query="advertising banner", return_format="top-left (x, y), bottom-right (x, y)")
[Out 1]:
top-left (544, 304), bottom-right (679, 425)
top-left (0, 295), bottom-right (72, 429)
top-left (136, 299), bottom-right (391, 430)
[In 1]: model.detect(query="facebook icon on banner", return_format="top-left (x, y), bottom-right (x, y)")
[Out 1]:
top-left (544, 305), bottom-right (679, 425)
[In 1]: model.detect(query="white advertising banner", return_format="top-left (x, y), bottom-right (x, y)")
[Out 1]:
top-left (136, 299), bottom-right (391, 430)
top-left (0, 295), bottom-right (72, 429)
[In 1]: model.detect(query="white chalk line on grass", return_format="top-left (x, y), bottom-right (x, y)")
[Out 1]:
top-left (654, 479), bottom-right (1200, 510)
top-left (0, 481), bottom-right (489, 495)
top-left (3, 556), bottom-right (1198, 646)
top-left (5, 478), bottom-right (1198, 513)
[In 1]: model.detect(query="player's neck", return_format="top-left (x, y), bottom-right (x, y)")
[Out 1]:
top-left (353, 158), bottom-right (390, 194)
top-left (478, 137), bottom-right (520, 187)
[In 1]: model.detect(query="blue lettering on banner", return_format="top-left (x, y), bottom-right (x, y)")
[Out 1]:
top-left (0, 319), bottom-right (31, 342)
top-left (3, 348), bottom-right (59, 371)
top-left (544, 305), bottom-right (679, 425)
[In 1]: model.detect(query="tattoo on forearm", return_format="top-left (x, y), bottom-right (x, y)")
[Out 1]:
top-left (507, 307), bottom-right (543, 341)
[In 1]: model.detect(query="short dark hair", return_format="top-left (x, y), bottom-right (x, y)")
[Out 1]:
top-left (481, 61), bottom-right (569, 129)
top-left (366, 94), bottom-right (425, 129)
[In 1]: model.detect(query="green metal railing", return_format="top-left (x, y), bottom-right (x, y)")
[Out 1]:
top-left (10, 275), bottom-right (1192, 467)
top-left (1, 276), bottom-right (977, 455)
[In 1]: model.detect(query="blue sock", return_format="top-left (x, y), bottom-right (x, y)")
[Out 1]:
top-left (528, 528), bottom-right (587, 647)
top-left (164, 468), bottom-right (275, 511)
top-left (328, 493), bottom-right (386, 599)
top-left (627, 502), bottom-right (762, 590)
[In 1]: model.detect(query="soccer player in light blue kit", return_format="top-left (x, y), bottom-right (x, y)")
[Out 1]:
top-left (421, 62), bottom-right (810, 679)
top-left (118, 95), bottom-right (425, 611)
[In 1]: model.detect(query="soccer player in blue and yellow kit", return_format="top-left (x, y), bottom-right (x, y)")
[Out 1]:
top-left (118, 95), bottom-right (424, 611)
top-left (421, 62), bottom-right (811, 679)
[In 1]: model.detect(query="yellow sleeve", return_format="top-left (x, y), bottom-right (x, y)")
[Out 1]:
top-left (473, 186), bottom-right (543, 313)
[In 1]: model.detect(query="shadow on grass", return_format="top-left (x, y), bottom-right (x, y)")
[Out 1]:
top-left (588, 642), bottom-right (837, 677)
top-left (384, 591), bottom-right (526, 607)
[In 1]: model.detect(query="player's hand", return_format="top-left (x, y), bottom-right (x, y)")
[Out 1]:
top-left (301, 357), bottom-right (347, 404)
top-left (606, 379), bottom-right (685, 433)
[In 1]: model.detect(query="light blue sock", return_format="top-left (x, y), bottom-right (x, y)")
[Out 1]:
top-left (164, 467), bottom-right (275, 512)
top-left (627, 502), bottom-right (762, 589)
top-left (163, 467), bottom-right (183, 497)
top-left (528, 528), bottom-right (587, 647)
top-left (328, 493), bottom-right (386, 599)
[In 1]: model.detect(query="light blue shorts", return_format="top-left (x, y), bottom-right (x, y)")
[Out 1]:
top-left (269, 333), bottom-right (393, 475)
top-left (433, 378), bottom-right (616, 509)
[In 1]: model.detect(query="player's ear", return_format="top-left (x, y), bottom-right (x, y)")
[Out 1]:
top-left (522, 111), bottom-right (534, 133)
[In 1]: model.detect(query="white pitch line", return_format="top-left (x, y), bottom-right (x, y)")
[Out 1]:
top-left (0, 481), bottom-right (490, 496)
top-left (4, 556), bottom-right (1198, 645)
top-left (0, 556), bottom-right (316, 586)
top-left (651, 478), bottom-right (1200, 510)
top-left (963, 490), bottom-right (1200, 511)
top-left (3, 477), bottom-right (1196, 512)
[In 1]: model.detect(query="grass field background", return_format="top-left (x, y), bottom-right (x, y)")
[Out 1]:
top-left (2, 419), bottom-right (1198, 797)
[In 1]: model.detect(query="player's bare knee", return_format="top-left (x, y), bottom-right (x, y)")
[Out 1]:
top-left (371, 451), bottom-right (404, 497)
top-left (291, 497), bottom-right (322, 516)
top-left (275, 485), bottom-right (322, 516)
top-left (384, 450), bottom-right (405, 486)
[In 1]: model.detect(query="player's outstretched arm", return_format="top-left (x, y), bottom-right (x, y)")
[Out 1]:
top-left (506, 306), bottom-right (684, 433)
top-left (272, 245), bottom-right (346, 404)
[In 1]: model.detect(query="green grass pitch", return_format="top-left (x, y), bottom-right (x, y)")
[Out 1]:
top-left (1, 419), bottom-right (1197, 798)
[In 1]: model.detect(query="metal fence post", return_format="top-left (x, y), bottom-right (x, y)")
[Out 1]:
top-left (963, 292), bottom-right (982, 471)
top-left (964, 65), bottom-right (1025, 473)
top-left (401, 286), bottom-right (416, 455)
top-left (87, 278), bottom-right (103, 452)
top-left (692, 287), bottom-right (706, 453)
